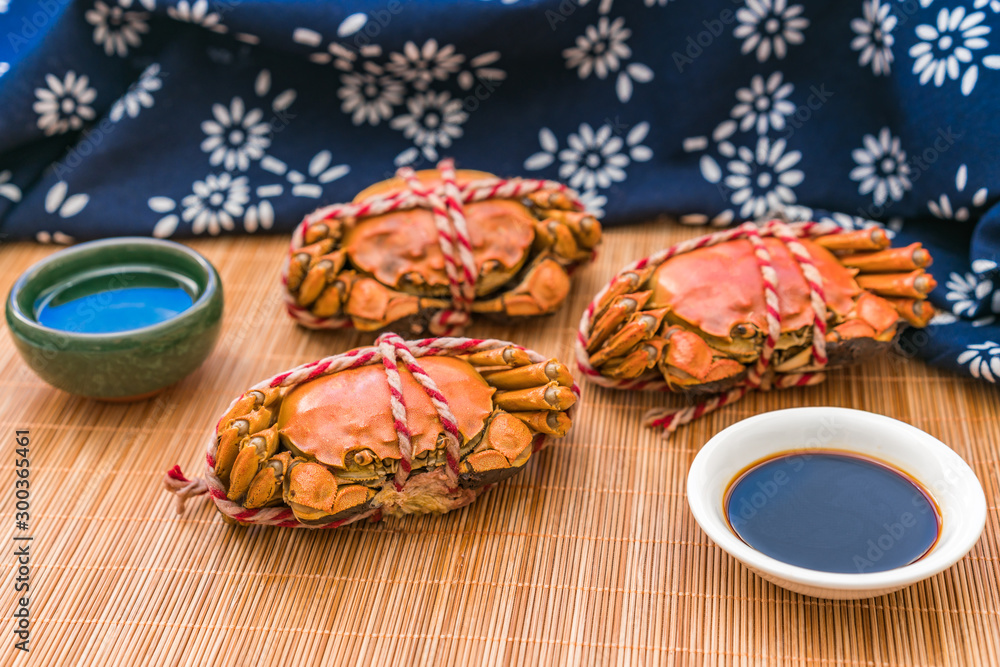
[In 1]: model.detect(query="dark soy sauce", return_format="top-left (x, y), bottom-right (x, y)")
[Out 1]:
top-left (34, 270), bottom-right (195, 334)
top-left (725, 451), bottom-right (941, 574)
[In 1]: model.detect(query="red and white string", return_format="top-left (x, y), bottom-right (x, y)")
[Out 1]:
top-left (575, 220), bottom-right (840, 433)
top-left (282, 159), bottom-right (583, 335)
top-left (165, 333), bottom-right (581, 528)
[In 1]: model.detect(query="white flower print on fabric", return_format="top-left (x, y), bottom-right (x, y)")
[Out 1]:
top-left (851, 0), bottom-right (896, 76)
top-left (0, 170), bottom-right (21, 203)
top-left (563, 16), bottom-right (653, 103)
top-left (945, 269), bottom-right (998, 326)
top-left (0, 63), bottom-right (9, 77)
top-left (199, 70), bottom-right (295, 172)
top-left (150, 173), bottom-right (249, 237)
top-left (850, 127), bottom-right (911, 206)
top-left (390, 91), bottom-right (468, 163)
top-left (201, 97), bottom-right (272, 171)
top-left (579, 189), bottom-right (607, 218)
top-left (387, 40), bottom-right (464, 91)
top-left (957, 341), bottom-right (1000, 382)
top-left (816, 211), bottom-right (899, 238)
top-left (85, 0), bottom-right (150, 57)
top-left (35, 231), bottom-right (75, 245)
top-left (928, 164), bottom-right (989, 220)
top-left (44, 181), bottom-right (90, 218)
top-left (720, 137), bottom-right (804, 219)
top-left (731, 72), bottom-right (795, 135)
top-left (266, 150), bottom-right (351, 199)
top-left (974, 0), bottom-right (1000, 14)
top-left (909, 7), bottom-right (1000, 96)
top-left (457, 52), bottom-right (506, 90)
top-left (524, 122), bottom-right (652, 192)
top-left (734, 0), bottom-right (809, 62)
top-left (338, 64), bottom-right (404, 126)
top-left (33, 72), bottom-right (97, 136)
top-left (0, 0), bottom-right (9, 12)
top-left (110, 63), bottom-right (162, 122)
top-left (292, 31), bottom-right (504, 156)
top-left (167, 0), bottom-right (226, 33)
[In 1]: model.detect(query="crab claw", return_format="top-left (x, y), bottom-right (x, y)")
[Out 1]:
top-left (472, 256), bottom-right (571, 317)
top-left (284, 460), bottom-right (340, 524)
top-left (589, 307), bottom-right (668, 368)
top-left (346, 277), bottom-right (443, 331)
top-left (658, 327), bottom-right (745, 387)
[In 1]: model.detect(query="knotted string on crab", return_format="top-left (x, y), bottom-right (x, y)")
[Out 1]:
top-left (281, 158), bottom-right (601, 336)
top-left (164, 332), bottom-right (580, 528)
top-left (575, 219), bottom-right (937, 434)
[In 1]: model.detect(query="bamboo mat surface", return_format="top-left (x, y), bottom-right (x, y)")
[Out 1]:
top-left (1, 221), bottom-right (999, 666)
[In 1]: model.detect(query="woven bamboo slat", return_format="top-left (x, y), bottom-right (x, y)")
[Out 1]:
top-left (1, 222), bottom-right (998, 666)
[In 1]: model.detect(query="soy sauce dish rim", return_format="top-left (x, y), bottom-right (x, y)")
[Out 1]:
top-left (7, 237), bottom-right (219, 340)
top-left (686, 407), bottom-right (987, 595)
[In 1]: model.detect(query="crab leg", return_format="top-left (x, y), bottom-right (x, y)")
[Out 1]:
top-left (813, 228), bottom-right (889, 252)
top-left (884, 297), bottom-right (936, 327)
top-left (525, 189), bottom-right (579, 211)
top-left (593, 267), bottom-right (655, 318)
top-left (855, 270), bottom-right (937, 299)
top-left (540, 210), bottom-right (602, 249)
top-left (509, 410), bottom-right (572, 436)
top-left (840, 243), bottom-right (932, 272)
top-left (588, 308), bottom-right (668, 368)
top-left (227, 427), bottom-right (279, 501)
top-left (599, 338), bottom-right (668, 379)
top-left (494, 382), bottom-right (577, 411)
top-left (287, 240), bottom-right (337, 293)
top-left (481, 360), bottom-right (573, 389)
top-left (462, 346), bottom-right (532, 368)
top-left (216, 413), bottom-right (270, 483)
top-left (296, 251), bottom-right (347, 307)
top-left (586, 291), bottom-right (652, 353)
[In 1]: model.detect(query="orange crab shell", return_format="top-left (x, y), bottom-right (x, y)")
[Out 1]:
top-left (276, 356), bottom-right (495, 469)
top-left (650, 238), bottom-right (861, 338)
top-left (342, 170), bottom-right (537, 295)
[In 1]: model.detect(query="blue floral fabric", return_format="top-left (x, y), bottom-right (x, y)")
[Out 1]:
top-left (1, 0), bottom-right (998, 383)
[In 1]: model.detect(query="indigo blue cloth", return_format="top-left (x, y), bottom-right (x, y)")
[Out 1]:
top-left (1, 0), bottom-right (998, 383)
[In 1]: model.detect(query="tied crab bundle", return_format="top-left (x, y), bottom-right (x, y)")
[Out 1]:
top-left (576, 220), bottom-right (937, 433)
top-left (165, 333), bottom-right (578, 527)
top-left (283, 159), bottom-right (602, 336)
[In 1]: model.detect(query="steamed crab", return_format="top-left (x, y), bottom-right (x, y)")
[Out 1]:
top-left (582, 225), bottom-right (937, 395)
top-left (284, 167), bottom-right (601, 332)
top-left (213, 339), bottom-right (577, 525)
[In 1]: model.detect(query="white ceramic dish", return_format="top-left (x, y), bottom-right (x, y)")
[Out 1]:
top-left (686, 407), bottom-right (987, 599)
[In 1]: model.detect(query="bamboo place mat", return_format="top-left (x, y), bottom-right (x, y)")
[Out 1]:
top-left (1, 221), bottom-right (999, 667)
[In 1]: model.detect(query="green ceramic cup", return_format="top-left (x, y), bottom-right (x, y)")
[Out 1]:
top-left (6, 237), bottom-right (224, 400)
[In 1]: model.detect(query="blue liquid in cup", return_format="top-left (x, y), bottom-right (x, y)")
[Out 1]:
top-left (34, 271), bottom-right (195, 334)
